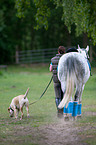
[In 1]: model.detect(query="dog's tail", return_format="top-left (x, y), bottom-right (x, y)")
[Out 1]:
top-left (24, 88), bottom-right (29, 99)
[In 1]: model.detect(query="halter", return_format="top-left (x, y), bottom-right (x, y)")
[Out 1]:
top-left (78, 44), bottom-right (89, 59)
top-left (77, 46), bottom-right (91, 74)
top-left (82, 48), bottom-right (89, 59)
top-left (81, 48), bottom-right (91, 73)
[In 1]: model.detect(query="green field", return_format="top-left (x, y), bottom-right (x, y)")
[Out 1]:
top-left (0, 65), bottom-right (96, 145)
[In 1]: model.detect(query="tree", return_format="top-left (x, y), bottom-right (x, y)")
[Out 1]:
top-left (0, 0), bottom-right (17, 64)
top-left (1, 0), bottom-right (95, 64)
top-left (15, 0), bottom-right (96, 45)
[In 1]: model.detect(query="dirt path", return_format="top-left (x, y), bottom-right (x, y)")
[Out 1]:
top-left (1, 114), bottom-right (96, 145)
top-left (35, 119), bottom-right (88, 145)
top-left (9, 118), bottom-right (89, 145)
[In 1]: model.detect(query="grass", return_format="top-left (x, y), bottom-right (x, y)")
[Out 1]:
top-left (0, 64), bottom-right (55, 122)
top-left (0, 64), bottom-right (96, 145)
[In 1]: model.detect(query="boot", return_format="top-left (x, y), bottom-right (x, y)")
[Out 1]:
top-left (77, 103), bottom-right (82, 117)
top-left (72, 101), bottom-right (78, 118)
top-left (55, 98), bottom-right (63, 117)
top-left (55, 98), bottom-right (61, 107)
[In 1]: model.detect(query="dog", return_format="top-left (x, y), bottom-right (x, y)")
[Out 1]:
top-left (8, 88), bottom-right (29, 120)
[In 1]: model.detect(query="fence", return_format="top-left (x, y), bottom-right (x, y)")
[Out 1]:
top-left (16, 48), bottom-right (58, 64)
top-left (16, 46), bottom-right (95, 65)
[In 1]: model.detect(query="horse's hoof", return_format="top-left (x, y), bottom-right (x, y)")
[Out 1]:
top-left (77, 115), bottom-right (82, 119)
top-left (72, 116), bottom-right (77, 121)
top-left (64, 116), bottom-right (69, 121)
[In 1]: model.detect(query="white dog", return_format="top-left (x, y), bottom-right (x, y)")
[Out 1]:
top-left (8, 88), bottom-right (29, 120)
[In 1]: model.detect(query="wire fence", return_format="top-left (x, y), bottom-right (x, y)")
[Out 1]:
top-left (15, 46), bottom-right (95, 65)
top-left (16, 48), bottom-right (59, 64)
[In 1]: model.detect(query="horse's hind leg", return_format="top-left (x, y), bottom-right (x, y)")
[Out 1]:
top-left (72, 83), bottom-right (83, 118)
top-left (78, 85), bottom-right (84, 103)
top-left (74, 83), bottom-right (83, 102)
top-left (77, 85), bottom-right (84, 117)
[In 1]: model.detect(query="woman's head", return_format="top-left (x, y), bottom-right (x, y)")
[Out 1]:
top-left (58, 46), bottom-right (65, 54)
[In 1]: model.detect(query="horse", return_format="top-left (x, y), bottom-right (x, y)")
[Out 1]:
top-left (58, 45), bottom-right (90, 117)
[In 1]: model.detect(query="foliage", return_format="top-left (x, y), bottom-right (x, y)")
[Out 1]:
top-left (34, 0), bottom-right (51, 30)
top-left (0, 0), bottom-right (96, 64)
top-left (15, 0), bottom-right (96, 44)
top-left (15, 0), bottom-right (31, 18)
top-left (15, 0), bottom-right (51, 30)
top-left (0, 1), bottom-right (14, 63)
top-left (0, 0), bottom-right (36, 64)
top-left (55, 0), bottom-right (96, 44)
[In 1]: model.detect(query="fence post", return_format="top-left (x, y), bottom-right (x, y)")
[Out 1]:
top-left (16, 46), bottom-right (19, 64)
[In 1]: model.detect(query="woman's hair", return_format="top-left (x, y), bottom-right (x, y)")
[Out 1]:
top-left (58, 46), bottom-right (65, 54)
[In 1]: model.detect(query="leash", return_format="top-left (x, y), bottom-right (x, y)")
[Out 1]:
top-left (29, 75), bottom-right (53, 105)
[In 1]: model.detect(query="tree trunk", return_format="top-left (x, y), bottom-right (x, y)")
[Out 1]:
top-left (83, 33), bottom-right (88, 47)
top-left (89, 45), bottom-right (93, 63)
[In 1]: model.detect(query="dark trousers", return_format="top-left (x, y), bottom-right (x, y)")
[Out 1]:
top-left (54, 83), bottom-right (63, 100)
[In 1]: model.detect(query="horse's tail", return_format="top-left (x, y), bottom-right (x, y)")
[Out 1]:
top-left (24, 88), bottom-right (30, 99)
top-left (58, 70), bottom-right (75, 109)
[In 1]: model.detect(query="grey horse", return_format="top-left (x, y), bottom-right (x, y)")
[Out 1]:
top-left (58, 46), bottom-right (90, 117)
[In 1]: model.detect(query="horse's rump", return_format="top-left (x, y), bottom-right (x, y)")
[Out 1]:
top-left (58, 52), bottom-right (88, 109)
top-left (58, 52), bottom-right (86, 83)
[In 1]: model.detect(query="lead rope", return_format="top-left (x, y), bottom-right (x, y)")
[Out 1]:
top-left (29, 75), bottom-right (53, 105)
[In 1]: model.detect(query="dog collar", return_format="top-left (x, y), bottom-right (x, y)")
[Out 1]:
top-left (10, 106), bottom-right (14, 111)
